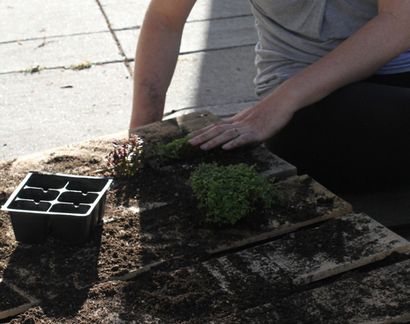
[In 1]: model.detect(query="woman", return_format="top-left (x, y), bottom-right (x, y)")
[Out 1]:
top-left (130, 0), bottom-right (410, 191)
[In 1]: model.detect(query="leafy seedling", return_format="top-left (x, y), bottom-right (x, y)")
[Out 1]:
top-left (190, 163), bottom-right (276, 225)
top-left (147, 136), bottom-right (203, 167)
top-left (107, 135), bottom-right (145, 178)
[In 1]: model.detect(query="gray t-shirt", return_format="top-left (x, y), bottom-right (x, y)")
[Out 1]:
top-left (250, 0), bottom-right (410, 96)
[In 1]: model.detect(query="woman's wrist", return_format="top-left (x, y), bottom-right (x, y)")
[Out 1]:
top-left (260, 82), bottom-right (303, 116)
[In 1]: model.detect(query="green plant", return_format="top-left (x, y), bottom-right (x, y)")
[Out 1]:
top-left (107, 135), bottom-right (145, 177)
top-left (190, 163), bottom-right (275, 225)
top-left (153, 136), bottom-right (195, 161)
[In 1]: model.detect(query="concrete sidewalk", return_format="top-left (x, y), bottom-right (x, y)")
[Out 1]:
top-left (0, 0), bottom-right (257, 160)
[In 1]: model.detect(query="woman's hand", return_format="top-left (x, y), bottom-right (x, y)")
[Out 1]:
top-left (188, 101), bottom-right (295, 150)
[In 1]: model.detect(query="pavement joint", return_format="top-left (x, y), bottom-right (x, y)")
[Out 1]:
top-left (110, 14), bottom-right (256, 34)
top-left (95, 0), bottom-right (132, 76)
top-left (0, 59), bottom-right (130, 76)
top-left (108, 13), bottom-right (255, 33)
top-left (184, 13), bottom-right (254, 24)
top-left (177, 43), bottom-right (256, 56)
top-left (0, 30), bottom-right (111, 46)
top-left (120, 43), bottom-right (257, 63)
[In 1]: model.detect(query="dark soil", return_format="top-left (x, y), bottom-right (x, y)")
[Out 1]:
top-left (0, 282), bottom-right (28, 311)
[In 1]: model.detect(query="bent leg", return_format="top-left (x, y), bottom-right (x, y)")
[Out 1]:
top-left (267, 79), bottom-right (410, 193)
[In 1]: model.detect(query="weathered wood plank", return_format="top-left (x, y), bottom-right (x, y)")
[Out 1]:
top-left (175, 111), bottom-right (220, 133)
top-left (203, 214), bottom-right (410, 297)
top-left (224, 258), bottom-right (410, 324)
top-left (0, 279), bottom-right (39, 320)
top-left (250, 145), bottom-right (297, 180)
top-left (129, 111), bottom-right (219, 139)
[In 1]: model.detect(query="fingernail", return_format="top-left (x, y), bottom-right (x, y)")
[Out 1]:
top-left (200, 144), bottom-right (208, 150)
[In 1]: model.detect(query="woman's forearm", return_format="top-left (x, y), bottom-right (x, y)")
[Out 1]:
top-left (130, 0), bottom-right (196, 129)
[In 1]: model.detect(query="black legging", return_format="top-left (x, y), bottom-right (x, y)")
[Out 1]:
top-left (266, 72), bottom-right (410, 193)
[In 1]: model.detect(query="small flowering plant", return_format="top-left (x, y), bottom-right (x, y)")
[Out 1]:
top-left (107, 135), bottom-right (145, 178)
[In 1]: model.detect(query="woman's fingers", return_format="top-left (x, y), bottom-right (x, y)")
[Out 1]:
top-left (188, 117), bottom-right (236, 139)
top-left (189, 123), bottom-right (242, 150)
top-left (222, 132), bottom-right (256, 150)
top-left (189, 106), bottom-right (254, 140)
top-left (198, 127), bottom-right (242, 150)
top-left (188, 123), bottom-right (217, 139)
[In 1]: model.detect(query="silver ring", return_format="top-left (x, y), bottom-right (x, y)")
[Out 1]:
top-left (232, 127), bottom-right (240, 137)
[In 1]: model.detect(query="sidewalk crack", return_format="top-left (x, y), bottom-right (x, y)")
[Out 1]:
top-left (95, 0), bottom-right (133, 77)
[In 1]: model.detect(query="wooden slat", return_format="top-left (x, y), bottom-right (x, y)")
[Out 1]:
top-left (175, 111), bottom-right (220, 133)
top-left (0, 279), bottom-right (39, 320)
top-left (203, 214), bottom-right (410, 296)
top-left (129, 111), bottom-right (219, 138)
top-left (226, 258), bottom-right (410, 323)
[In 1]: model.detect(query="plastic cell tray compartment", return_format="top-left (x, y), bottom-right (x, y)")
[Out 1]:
top-left (1, 172), bottom-right (113, 244)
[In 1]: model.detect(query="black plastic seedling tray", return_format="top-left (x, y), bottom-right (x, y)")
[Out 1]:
top-left (1, 172), bottom-right (112, 244)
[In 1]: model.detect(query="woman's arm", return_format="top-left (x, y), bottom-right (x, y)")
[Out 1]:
top-left (189, 0), bottom-right (410, 150)
top-left (272, 0), bottom-right (410, 114)
top-left (129, 0), bottom-right (196, 130)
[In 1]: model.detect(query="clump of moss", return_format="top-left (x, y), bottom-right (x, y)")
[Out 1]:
top-left (190, 163), bottom-right (276, 225)
top-left (149, 136), bottom-right (202, 166)
top-left (107, 135), bottom-right (145, 178)
top-left (70, 61), bottom-right (92, 70)
top-left (154, 137), bottom-right (191, 160)
top-left (25, 65), bottom-right (43, 74)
